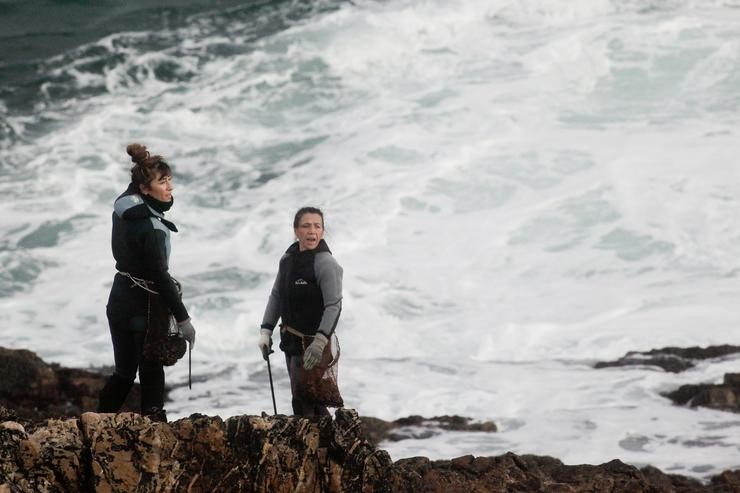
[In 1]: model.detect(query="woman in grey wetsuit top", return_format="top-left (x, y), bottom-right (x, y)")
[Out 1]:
top-left (258, 207), bottom-right (343, 416)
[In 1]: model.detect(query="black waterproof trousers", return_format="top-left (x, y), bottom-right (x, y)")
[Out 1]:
top-left (97, 275), bottom-right (165, 417)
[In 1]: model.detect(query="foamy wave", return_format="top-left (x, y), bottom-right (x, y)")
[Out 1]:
top-left (1, 0), bottom-right (739, 479)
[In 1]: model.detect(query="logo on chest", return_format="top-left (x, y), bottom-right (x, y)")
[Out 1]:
top-left (294, 278), bottom-right (308, 285)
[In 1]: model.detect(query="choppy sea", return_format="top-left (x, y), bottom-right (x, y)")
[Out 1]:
top-left (2, 0), bottom-right (740, 479)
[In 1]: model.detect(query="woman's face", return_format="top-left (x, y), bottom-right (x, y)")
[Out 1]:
top-left (141, 172), bottom-right (173, 202)
top-left (294, 213), bottom-right (324, 251)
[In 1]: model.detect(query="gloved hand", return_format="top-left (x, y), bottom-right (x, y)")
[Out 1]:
top-left (303, 333), bottom-right (328, 370)
top-left (178, 319), bottom-right (196, 349)
top-left (258, 328), bottom-right (273, 361)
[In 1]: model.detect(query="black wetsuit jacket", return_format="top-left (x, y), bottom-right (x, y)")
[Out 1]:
top-left (109, 183), bottom-right (188, 323)
top-left (261, 239), bottom-right (343, 355)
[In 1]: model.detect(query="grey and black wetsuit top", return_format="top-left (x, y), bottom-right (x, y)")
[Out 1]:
top-left (261, 239), bottom-right (343, 355)
top-left (110, 182), bottom-right (189, 323)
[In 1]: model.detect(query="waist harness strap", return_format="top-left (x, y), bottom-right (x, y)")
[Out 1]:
top-left (117, 271), bottom-right (159, 294)
top-left (280, 324), bottom-right (306, 339)
top-left (282, 324), bottom-right (340, 369)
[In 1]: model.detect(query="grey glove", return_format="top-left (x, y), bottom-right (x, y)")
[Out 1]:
top-left (178, 319), bottom-right (196, 349)
top-left (303, 332), bottom-right (328, 370)
top-left (258, 328), bottom-right (273, 361)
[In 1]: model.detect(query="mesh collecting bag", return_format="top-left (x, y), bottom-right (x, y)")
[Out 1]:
top-left (142, 277), bottom-right (187, 366)
top-left (297, 333), bottom-right (344, 408)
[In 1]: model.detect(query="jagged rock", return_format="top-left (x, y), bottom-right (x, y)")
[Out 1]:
top-left (388, 453), bottom-right (725, 493)
top-left (360, 415), bottom-right (497, 446)
top-left (358, 416), bottom-right (395, 446)
top-left (1, 409), bottom-right (739, 492)
top-left (53, 366), bottom-right (135, 415)
top-left (0, 408), bottom-right (17, 424)
top-left (2, 346), bottom-right (740, 491)
top-left (0, 408), bottom-right (392, 492)
top-left (638, 464), bottom-right (704, 491)
top-left (0, 417), bottom-right (84, 492)
top-left (725, 374), bottom-right (740, 386)
top-left (595, 353), bottom-right (694, 373)
top-left (595, 345), bottom-right (740, 373)
top-left (710, 470), bottom-right (740, 492)
top-left (0, 346), bottom-right (155, 420)
top-left (644, 346), bottom-right (740, 360)
top-left (663, 373), bottom-right (740, 413)
top-left (0, 347), bottom-right (59, 407)
top-left (596, 345), bottom-right (740, 414)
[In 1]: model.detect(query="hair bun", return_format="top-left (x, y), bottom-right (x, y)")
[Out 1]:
top-left (126, 143), bottom-right (150, 165)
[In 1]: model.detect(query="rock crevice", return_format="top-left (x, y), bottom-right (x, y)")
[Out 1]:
top-left (2, 408), bottom-right (740, 492)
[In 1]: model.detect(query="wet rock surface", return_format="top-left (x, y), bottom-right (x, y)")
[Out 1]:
top-left (360, 415), bottom-right (497, 446)
top-left (594, 344), bottom-right (740, 373)
top-left (663, 373), bottom-right (740, 413)
top-left (2, 345), bottom-right (740, 492)
top-left (0, 408), bottom-right (392, 492)
top-left (594, 344), bottom-right (740, 414)
top-left (0, 346), bottom-right (158, 422)
top-left (2, 407), bottom-right (740, 492)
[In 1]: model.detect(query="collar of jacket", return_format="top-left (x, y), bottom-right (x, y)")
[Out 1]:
top-left (114, 183), bottom-right (179, 232)
top-left (285, 238), bottom-right (331, 255)
top-left (142, 192), bottom-right (173, 213)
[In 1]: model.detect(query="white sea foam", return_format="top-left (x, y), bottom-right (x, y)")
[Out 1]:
top-left (1, 0), bottom-right (739, 479)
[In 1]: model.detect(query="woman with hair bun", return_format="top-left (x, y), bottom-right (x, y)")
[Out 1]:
top-left (97, 143), bottom-right (196, 422)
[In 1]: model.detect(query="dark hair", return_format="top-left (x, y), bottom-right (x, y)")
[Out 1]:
top-left (126, 143), bottom-right (172, 187)
top-left (293, 206), bottom-right (324, 229)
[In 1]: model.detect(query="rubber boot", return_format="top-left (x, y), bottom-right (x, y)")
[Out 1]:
top-left (139, 360), bottom-right (165, 417)
top-left (97, 374), bottom-right (133, 413)
top-left (142, 407), bottom-right (168, 423)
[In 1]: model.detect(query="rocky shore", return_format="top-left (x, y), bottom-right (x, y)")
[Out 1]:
top-left (595, 345), bottom-right (740, 413)
top-left (1, 346), bottom-right (740, 492)
top-left (595, 345), bottom-right (740, 374)
top-left (0, 346), bottom-right (148, 423)
top-left (2, 408), bottom-right (740, 492)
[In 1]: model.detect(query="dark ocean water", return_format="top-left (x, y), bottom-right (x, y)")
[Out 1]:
top-left (0, 0), bottom-right (241, 63)
top-left (0, 0), bottom-right (345, 146)
top-left (0, 0), bottom-right (351, 64)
